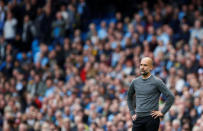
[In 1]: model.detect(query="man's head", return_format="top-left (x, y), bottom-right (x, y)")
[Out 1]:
top-left (140, 57), bottom-right (153, 77)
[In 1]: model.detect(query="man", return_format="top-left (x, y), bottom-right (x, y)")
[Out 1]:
top-left (127, 57), bottom-right (174, 131)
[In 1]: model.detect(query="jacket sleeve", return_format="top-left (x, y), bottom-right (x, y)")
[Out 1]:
top-left (127, 80), bottom-right (136, 115)
top-left (157, 79), bottom-right (175, 115)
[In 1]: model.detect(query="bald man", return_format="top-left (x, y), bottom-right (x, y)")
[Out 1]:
top-left (127, 57), bottom-right (174, 131)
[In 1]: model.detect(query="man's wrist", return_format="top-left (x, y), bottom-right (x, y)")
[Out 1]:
top-left (160, 111), bottom-right (164, 117)
top-left (130, 110), bottom-right (136, 116)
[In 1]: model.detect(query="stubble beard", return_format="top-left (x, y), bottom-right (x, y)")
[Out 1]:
top-left (141, 71), bottom-right (149, 76)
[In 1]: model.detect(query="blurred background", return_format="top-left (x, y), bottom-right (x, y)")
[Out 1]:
top-left (0, 0), bottom-right (203, 130)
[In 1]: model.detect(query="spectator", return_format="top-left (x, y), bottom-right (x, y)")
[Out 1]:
top-left (51, 11), bottom-right (65, 40)
top-left (3, 11), bottom-right (17, 43)
top-left (21, 14), bottom-right (36, 51)
top-left (0, 1), bottom-right (6, 36)
top-left (189, 20), bottom-right (203, 46)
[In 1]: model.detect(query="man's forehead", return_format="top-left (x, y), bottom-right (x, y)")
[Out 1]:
top-left (141, 60), bottom-right (149, 64)
top-left (141, 58), bottom-right (152, 65)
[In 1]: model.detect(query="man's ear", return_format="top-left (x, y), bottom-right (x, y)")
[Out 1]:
top-left (150, 65), bottom-right (153, 71)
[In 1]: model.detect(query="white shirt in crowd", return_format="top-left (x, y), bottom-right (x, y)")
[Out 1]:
top-left (3, 18), bottom-right (17, 39)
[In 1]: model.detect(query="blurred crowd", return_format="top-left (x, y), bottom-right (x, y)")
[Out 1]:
top-left (0, 0), bottom-right (203, 131)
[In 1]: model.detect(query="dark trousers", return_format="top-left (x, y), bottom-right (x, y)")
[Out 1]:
top-left (132, 116), bottom-right (160, 131)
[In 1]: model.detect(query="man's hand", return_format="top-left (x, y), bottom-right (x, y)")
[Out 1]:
top-left (132, 114), bottom-right (137, 121)
top-left (151, 111), bottom-right (163, 119)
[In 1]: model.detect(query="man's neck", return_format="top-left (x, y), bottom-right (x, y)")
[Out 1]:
top-left (142, 73), bottom-right (151, 79)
